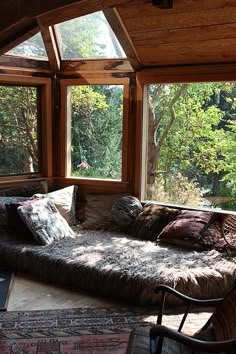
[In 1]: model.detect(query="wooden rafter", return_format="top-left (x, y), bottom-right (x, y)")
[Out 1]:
top-left (103, 8), bottom-right (142, 71)
top-left (37, 19), bottom-right (61, 72)
top-left (0, 20), bottom-right (38, 56)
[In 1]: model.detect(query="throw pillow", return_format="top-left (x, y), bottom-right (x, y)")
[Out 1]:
top-left (111, 196), bottom-right (143, 231)
top-left (17, 198), bottom-right (74, 245)
top-left (0, 196), bottom-right (29, 226)
top-left (0, 180), bottom-right (48, 197)
top-left (157, 209), bottom-right (216, 249)
top-left (82, 193), bottom-right (128, 230)
top-left (132, 204), bottom-right (179, 241)
top-left (34, 185), bottom-right (78, 226)
top-left (5, 199), bottom-right (42, 239)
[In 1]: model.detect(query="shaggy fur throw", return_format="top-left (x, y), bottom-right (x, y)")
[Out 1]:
top-left (0, 226), bottom-right (235, 306)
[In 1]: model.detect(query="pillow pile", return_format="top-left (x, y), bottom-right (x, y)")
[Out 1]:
top-left (1, 185), bottom-right (77, 246)
top-left (34, 185), bottom-right (78, 226)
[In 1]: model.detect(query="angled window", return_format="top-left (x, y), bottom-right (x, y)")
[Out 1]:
top-left (6, 33), bottom-right (48, 60)
top-left (55, 11), bottom-right (126, 59)
top-left (0, 85), bottom-right (40, 176)
top-left (67, 84), bottom-right (124, 180)
top-left (143, 82), bottom-right (236, 212)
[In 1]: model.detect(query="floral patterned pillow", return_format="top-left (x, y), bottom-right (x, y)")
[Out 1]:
top-left (17, 198), bottom-right (74, 245)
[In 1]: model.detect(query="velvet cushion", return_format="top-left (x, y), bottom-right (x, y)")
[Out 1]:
top-left (0, 180), bottom-right (48, 197)
top-left (212, 281), bottom-right (236, 341)
top-left (17, 198), bottom-right (74, 245)
top-left (34, 185), bottom-right (78, 226)
top-left (82, 193), bottom-right (128, 230)
top-left (0, 196), bottom-right (29, 226)
top-left (157, 210), bottom-right (219, 250)
top-left (132, 204), bottom-right (179, 241)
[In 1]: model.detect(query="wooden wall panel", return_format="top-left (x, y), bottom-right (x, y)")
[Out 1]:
top-left (136, 38), bottom-right (236, 66)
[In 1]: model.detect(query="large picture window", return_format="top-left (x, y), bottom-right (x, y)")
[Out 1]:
top-left (0, 85), bottom-right (40, 176)
top-left (67, 84), bottom-right (124, 180)
top-left (144, 82), bottom-right (236, 212)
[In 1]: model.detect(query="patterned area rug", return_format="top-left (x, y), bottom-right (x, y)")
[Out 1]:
top-left (0, 307), bottom-right (212, 353)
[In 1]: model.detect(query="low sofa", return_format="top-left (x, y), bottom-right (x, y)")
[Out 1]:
top-left (0, 182), bottom-right (235, 306)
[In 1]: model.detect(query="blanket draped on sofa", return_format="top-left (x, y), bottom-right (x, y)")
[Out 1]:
top-left (0, 226), bottom-right (235, 306)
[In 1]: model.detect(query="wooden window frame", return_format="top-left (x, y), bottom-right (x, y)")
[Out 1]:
top-left (0, 74), bottom-right (52, 186)
top-left (59, 76), bottom-right (131, 193)
top-left (136, 63), bottom-right (236, 209)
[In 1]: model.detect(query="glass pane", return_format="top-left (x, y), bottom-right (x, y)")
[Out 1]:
top-left (145, 82), bottom-right (236, 212)
top-left (55, 11), bottom-right (126, 59)
top-left (0, 86), bottom-right (39, 175)
top-left (70, 85), bottom-right (123, 180)
top-left (7, 33), bottom-right (48, 59)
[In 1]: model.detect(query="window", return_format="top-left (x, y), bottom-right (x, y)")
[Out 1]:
top-left (67, 84), bottom-right (124, 180)
top-left (0, 85), bottom-right (40, 176)
top-left (143, 82), bottom-right (236, 212)
top-left (6, 33), bottom-right (48, 60)
top-left (55, 11), bottom-right (126, 59)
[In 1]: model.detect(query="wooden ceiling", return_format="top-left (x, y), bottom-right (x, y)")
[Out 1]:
top-left (1, 0), bottom-right (236, 71)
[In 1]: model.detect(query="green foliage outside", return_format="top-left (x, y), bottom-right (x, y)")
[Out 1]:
top-left (148, 83), bottom-right (236, 211)
top-left (70, 85), bottom-right (123, 179)
top-left (0, 86), bottom-right (38, 175)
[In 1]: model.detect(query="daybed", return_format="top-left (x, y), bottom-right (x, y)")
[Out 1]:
top-left (0, 182), bottom-right (235, 306)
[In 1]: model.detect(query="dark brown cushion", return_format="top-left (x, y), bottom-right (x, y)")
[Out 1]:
top-left (131, 204), bottom-right (179, 241)
top-left (158, 210), bottom-right (222, 250)
top-left (0, 196), bottom-right (29, 226)
top-left (6, 201), bottom-right (35, 239)
top-left (212, 281), bottom-right (236, 341)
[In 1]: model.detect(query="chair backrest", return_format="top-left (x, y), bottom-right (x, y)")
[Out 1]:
top-left (211, 279), bottom-right (236, 341)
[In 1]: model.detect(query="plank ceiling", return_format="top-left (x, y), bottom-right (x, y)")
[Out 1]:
top-left (1, 0), bottom-right (236, 70)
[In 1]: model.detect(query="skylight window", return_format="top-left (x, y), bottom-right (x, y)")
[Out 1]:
top-left (7, 33), bottom-right (48, 60)
top-left (55, 11), bottom-right (126, 59)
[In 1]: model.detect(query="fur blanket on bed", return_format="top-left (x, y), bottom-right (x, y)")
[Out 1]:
top-left (0, 226), bottom-right (235, 306)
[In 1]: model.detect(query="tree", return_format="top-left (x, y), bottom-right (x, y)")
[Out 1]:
top-left (147, 82), bottom-right (236, 209)
top-left (0, 86), bottom-right (38, 175)
top-left (71, 84), bottom-right (123, 179)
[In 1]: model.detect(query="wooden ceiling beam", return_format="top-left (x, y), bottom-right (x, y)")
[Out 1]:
top-left (0, 20), bottom-right (39, 56)
top-left (0, 55), bottom-right (50, 70)
top-left (0, 0), bottom-right (84, 33)
top-left (103, 8), bottom-right (142, 71)
top-left (37, 19), bottom-right (61, 72)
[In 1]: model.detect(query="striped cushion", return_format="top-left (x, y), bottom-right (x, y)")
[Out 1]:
top-left (212, 282), bottom-right (236, 341)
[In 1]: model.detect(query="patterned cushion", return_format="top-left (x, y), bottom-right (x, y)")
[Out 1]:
top-left (34, 185), bottom-right (78, 226)
top-left (17, 198), bottom-right (74, 245)
top-left (132, 204), bottom-right (179, 241)
top-left (212, 281), bottom-right (236, 341)
top-left (0, 196), bottom-right (29, 226)
top-left (111, 196), bottom-right (143, 231)
top-left (0, 180), bottom-right (48, 197)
